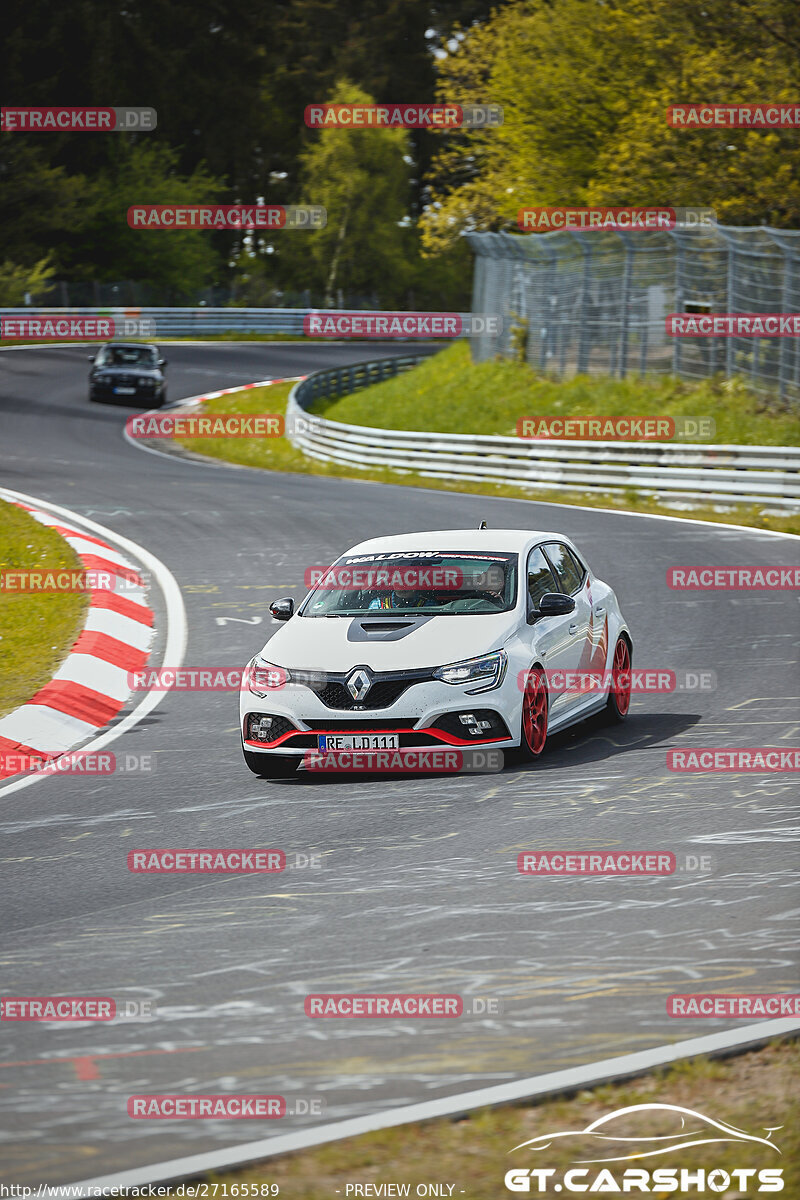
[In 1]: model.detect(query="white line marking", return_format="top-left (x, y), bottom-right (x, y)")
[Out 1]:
top-left (71, 1019), bottom-right (799, 1191)
top-left (0, 487), bottom-right (187, 798)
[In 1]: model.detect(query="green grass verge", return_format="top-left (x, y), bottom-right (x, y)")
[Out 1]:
top-left (173, 379), bottom-right (800, 536)
top-left (164, 1039), bottom-right (798, 1198)
top-left (314, 341), bottom-right (800, 446)
top-left (0, 498), bottom-right (88, 718)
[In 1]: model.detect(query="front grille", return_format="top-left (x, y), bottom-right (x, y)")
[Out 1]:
top-left (294, 667), bottom-right (434, 710)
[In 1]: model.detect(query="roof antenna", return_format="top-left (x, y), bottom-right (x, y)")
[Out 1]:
top-left (478, 520), bottom-right (488, 529)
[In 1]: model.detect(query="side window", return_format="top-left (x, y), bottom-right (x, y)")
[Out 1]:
top-left (543, 542), bottom-right (584, 595)
top-left (527, 546), bottom-right (559, 606)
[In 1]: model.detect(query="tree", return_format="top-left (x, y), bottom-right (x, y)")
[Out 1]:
top-left (272, 81), bottom-right (416, 307)
top-left (420, 0), bottom-right (800, 251)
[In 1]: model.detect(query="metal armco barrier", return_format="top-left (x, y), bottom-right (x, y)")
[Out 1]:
top-left (287, 355), bottom-right (800, 511)
top-left (0, 308), bottom-right (475, 338)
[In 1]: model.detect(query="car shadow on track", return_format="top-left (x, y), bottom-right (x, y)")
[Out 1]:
top-left (260, 712), bottom-right (702, 784)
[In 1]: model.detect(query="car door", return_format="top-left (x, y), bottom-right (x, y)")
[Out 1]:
top-left (541, 541), bottom-right (603, 712)
top-left (523, 544), bottom-right (580, 718)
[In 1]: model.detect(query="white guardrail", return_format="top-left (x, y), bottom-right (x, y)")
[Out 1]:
top-left (286, 354), bottom-right (800, 510)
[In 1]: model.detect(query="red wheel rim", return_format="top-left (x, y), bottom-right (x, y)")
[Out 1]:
top-left (613, 638), bottom-right (631, 715)
top-left (522, 668), bottom-right (548, 754)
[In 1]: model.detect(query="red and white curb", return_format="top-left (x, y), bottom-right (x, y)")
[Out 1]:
top-left (0, 487), bottom-right (186, 793)
top-left (0, 500), bottom-right (154, 779)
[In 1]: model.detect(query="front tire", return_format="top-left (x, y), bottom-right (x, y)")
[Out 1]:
top-left (520, 665), bottom-right (549, 760)
top-left (242, 748), bottom-right (297, 778)
top-left (605, 635), bottom-right (632, 721)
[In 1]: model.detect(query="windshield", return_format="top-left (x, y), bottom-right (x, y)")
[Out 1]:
top-left (300, 552), bottom-right (518, 616)
top-left (96, 345), bottom-right (158, 367)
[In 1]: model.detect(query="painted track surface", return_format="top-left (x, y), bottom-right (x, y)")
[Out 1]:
top-left (0, 343), bottom-right (797, 1184)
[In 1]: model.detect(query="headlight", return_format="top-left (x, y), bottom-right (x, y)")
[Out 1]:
top-left (247, 656), bottom-right (290, 696)
top-left (138, 376), bottom-right (154, 386)
top-left (433, 650), bottom-right (507, 694)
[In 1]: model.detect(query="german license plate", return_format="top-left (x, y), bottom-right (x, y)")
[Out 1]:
top-left (114, 386), bottom-right (136, 394)
top-left (317, 734), bottom-right (399, 751)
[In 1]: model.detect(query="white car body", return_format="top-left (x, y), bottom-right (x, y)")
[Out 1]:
top-left (239, 528), bottom-right (632, 774)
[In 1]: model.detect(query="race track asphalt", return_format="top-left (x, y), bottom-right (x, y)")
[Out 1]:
top-left (0, 342), bottom-right (797, 1184)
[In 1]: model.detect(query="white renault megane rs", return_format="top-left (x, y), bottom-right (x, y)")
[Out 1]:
top-left (240, 528), bottom-right (633, 778)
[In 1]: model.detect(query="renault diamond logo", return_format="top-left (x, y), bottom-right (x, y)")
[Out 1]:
top-left (346, 667), bottom-right (372, 701)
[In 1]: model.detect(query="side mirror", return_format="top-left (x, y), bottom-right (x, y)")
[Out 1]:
top-left (270, 596), bottom-right (294, 621)
top-left (87, 355), bottom-right (95, 363)
top-left (528, 591), bottom-right (575, 622)
top-left (158, 359), bottom-right (167, 368)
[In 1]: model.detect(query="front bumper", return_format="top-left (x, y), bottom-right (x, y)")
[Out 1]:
top-left (240, 677), bottom-right (521, 757)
